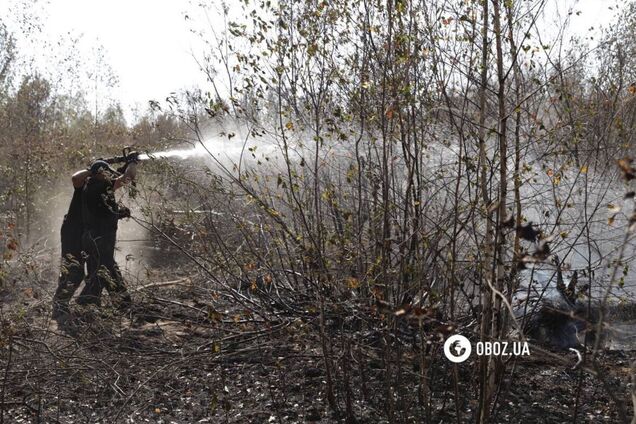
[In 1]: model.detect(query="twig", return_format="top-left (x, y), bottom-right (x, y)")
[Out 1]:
top-left (130, 278), bottom-right (192, 293)
top-left (568, 348), bottom-right (582, 369)
top-left (195, 320), bottom-right (290, 352)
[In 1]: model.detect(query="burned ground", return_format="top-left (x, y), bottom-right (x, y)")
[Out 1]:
top-left (0, 265), bottom-right (633, 424)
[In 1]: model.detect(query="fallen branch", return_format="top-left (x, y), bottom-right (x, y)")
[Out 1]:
top-left (130, 277), bottom-right (192, 293)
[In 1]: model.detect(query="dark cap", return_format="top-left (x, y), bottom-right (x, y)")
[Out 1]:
top-left (90, 160), bottom-right (120, 177)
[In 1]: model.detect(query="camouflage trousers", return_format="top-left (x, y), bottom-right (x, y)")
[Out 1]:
top-left (80, 230), bottom-right (131, 310)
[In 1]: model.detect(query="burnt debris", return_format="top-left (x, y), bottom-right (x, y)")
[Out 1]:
top-left (513, 266), bottom-right (593, 350)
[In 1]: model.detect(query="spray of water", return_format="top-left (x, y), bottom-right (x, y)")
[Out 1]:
top-left (138, 144), bottom-right (207, 161)
top-left (136, 135), bottom-right (285, 173)
top-left (137, 136), bottom-right (268, 162)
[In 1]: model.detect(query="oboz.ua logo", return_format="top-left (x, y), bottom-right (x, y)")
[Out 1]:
top-left (443, 334), bottom-right (472, 363)
top-left (443, 335), bottom-right (531, 363)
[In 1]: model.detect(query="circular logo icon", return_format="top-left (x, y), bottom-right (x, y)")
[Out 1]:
top-left (444, 335), bottom-right (472, 363)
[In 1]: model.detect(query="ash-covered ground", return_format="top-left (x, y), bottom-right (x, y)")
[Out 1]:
top-left (1, 262), bottom-right (634, 423)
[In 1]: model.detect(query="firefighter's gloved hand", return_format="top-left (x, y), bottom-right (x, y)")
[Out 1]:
top-left (118, 206), bottom-right (131, 219)
top-left (126, 151), bottom-right (140, 164)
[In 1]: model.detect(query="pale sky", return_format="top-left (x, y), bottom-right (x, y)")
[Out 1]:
top-left (43, 0), bottom-right (209, 117)
top-left (0, 0), bottom-right (625, 122)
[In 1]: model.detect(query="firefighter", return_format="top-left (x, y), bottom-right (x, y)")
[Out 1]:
top-left (51, 168), bottom-right (92, 321)
top-left (77, 159), bottom-right (137, 309)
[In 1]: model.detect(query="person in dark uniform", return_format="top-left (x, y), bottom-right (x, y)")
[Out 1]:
top-left (51, 168), bottom-right (92, 321)
top-left (78, 159), bottom-right (137, 309)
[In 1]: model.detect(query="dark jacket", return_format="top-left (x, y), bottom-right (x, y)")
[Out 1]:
top-left (82, 177), bottom-right (122, 235)
top-left (61, 186), bottom-right (84, 253)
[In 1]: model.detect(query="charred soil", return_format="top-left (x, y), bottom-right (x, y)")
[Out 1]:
top-left (0, 269), bottom-right (633, 423)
